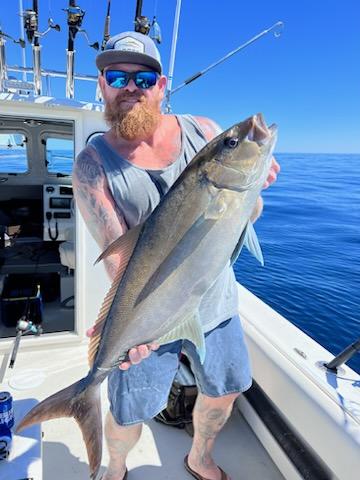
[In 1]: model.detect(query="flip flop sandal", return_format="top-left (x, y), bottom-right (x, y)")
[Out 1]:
top-left (99, 469), bottom-right (128, 480)
top-left (184, 455), bottom-right (229, 480)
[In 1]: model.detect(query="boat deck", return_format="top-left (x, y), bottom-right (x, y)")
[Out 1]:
top-left (0, 343), bottom-right (284, 480)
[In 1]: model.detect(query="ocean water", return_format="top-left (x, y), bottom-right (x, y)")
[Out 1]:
top-left (0, 149), bottom-right (73, 175)
top-left (234, 153), bottom-right (360, 374)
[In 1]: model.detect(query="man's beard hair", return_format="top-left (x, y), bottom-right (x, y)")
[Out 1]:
top-left (104, 92), bottom-right (161, 141)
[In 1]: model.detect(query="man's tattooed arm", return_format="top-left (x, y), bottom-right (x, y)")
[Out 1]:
top-left (72, 145), bottom-right (128, 281)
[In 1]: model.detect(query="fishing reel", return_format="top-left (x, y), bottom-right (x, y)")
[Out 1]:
top-left (23, 9), bottom-right (60, 44)
top-left (23, 9), bottom-right (37, 43)
top-left (65, 5), bottom-right (85, 29)
top-left (64, 4), bottom-right (99, 50)
top-left (134, 15), bottom-right (161, 44)
top-left (135, 15), bottom-right (151, 36)
top-left (0, 27), bottom-right (25, 48)
top-left (9, 315), bottom-right (43, 369)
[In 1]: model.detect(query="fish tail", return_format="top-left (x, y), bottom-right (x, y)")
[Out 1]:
top-left (16, 378), bottom-right (102, 479)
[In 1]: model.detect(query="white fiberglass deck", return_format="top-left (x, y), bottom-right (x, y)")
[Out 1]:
top-left (0, 344), bottom-right (284, 480)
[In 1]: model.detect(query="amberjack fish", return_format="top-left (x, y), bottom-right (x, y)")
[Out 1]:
top-left (17, 113), bottom-right (277, 479)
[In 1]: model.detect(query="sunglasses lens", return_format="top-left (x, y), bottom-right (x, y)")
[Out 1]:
top-left (135, 71), bottom-right (158, 89)
top-left (105, 71), bottom-right (158, 89)
top-left (105, 71), bottom-right (128, 88)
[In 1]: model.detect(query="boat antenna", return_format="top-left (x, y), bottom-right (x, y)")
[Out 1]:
top-left (63, 1), bottom-right (99, 99)
top-left (165, 20), bottom-right (284, 113)
top-left (164, 0), bottom-right (182, 113)
top-left (134, 0), bottom-right (151, 35)
top-left (22, 0), bottom-right (60, 95)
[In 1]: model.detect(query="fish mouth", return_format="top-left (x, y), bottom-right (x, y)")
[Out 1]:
top-left (247, 113), bottom-right (277, 146)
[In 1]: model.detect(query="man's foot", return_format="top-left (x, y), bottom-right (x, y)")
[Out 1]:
top-left (184, 455), bottom-right (230, 480)
top-left (101, 468), bottom-right (128, 480)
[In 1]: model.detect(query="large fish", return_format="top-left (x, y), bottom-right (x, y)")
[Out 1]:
top-left (17, 113), bottom-right (277, 479)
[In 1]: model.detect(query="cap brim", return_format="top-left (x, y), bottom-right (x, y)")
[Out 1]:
top-left (96, 51), bottom-right (162, 74)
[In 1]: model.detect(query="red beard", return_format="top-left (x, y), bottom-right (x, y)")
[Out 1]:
top-left (104, 91), bottom-right (161, 141)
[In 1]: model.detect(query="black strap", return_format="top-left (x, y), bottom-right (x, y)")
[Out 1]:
top-left (146, 170), bottom-right (165, 198)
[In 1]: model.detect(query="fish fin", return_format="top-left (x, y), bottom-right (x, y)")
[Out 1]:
top-left (230, 221), bottom-right (264, 266)
top-left (243, 221), bottom-right (264, 266)
top-left (94, 223), bottom-right (143, 265)
top-left (89, 224), bottom-right (143, 367)
top-left (16, 379), bottom-right (102, 480)
top-left (156, 311), bottom-right (206, 364)
top-left (230, 224), bottom-right (248, 266)
top-left (88, 267), bottom-right (123, 367)
top-left (204, 192), bottom-right (228, 219)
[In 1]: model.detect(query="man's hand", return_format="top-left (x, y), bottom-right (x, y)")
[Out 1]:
top-left (86, 326), bottom-right (159, 370)
top-left (118, 344), bottom-right (160, 370)
top-left (263, 156), bottom-right (280, 189)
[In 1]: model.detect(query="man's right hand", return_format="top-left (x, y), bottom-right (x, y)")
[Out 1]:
top-left (86, 327), bottom-right (159, 370)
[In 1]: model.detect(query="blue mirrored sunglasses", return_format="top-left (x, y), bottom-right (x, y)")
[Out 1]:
top-left (104, 70), bottom-right (158, 90)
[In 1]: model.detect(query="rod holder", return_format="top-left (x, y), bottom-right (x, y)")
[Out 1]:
top-left (0, 37), bottom-right (8, 92)
top-left (325, 338), bottom-right (360, 372)
top-left (66, 49), bottom-right (75, 98)
top-left (32, 44), bottom-right (42, 95)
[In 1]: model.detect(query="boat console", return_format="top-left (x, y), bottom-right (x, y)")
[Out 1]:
top-left (0, 115), bottom-right (75, 341)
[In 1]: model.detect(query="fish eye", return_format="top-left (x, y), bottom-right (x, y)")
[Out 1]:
top-left (225, 137), bottom-right (239, 148)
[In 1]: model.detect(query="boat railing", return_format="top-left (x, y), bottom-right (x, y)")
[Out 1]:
top-left (2, 64), bottom-right (98, 98)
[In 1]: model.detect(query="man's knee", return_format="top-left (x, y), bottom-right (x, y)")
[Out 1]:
top-left (196, 391), bottom-right (240, 409)
top-left (105, 410), bottom-right (143, 436)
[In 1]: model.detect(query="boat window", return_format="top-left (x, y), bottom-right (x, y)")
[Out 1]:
top-left (0, 132), bottom-right (28, 174)
top-left (45, 137), bottom-right (74, 175)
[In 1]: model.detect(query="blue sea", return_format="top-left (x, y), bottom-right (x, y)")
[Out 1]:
top-left (1, 150), bottom-right (359, 373)
top-left (234, 153), bottom-right (360, 374)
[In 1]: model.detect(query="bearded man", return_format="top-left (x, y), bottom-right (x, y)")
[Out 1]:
top-left (72, 31), bottom-right (280, 480)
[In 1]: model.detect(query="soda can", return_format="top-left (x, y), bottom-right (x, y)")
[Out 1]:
top-left (0, 391), bottom-right (14, 429)
top-left (0, 423), bottom-right (12, 461)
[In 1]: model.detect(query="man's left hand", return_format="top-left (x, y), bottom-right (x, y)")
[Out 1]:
top-left (263, 156), bottom-right (280, 189)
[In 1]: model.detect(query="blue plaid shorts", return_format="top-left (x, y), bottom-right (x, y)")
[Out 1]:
top-left (108, 315), bottom-right (252, 426)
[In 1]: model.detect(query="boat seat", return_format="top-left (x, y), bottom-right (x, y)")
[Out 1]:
top-left (58, 226), bottom-right (75, 270)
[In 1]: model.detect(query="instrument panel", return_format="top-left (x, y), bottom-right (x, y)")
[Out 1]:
top-left (43, 184), bottom-right (74, 241)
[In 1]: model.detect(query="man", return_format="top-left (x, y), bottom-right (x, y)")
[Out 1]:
top-left (72, 31), bottom-right (279, 480)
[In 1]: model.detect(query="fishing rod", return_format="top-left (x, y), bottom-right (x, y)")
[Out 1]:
top-left (22, 0), bottom-right (60, 95)
top-left (96, 0), bottom-right (113, 102)
top-left (101, 0), bottom-right (112, 51)
top-left (324, 337), bottom-right (360, 373)
top-left (64, 0), bottom-right (99, 99)
top-left (164, 20), bottom-right (284, 113)
top-left (18, 0), bottom-right (27, 82)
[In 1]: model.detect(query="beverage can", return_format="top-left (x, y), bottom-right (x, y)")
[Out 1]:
top-left (0, 423), bottom-right (12, 461)
top-left (0, 391), bottom-right (14, 429)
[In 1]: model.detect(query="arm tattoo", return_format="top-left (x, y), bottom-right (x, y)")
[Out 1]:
top-left (73, 146), bottom-right (126, 258)
top-left (75, 148), bottom-right (103, 188)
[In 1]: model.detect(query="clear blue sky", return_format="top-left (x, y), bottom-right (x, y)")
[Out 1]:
top-left (3, 0), bottom-right (360, 153)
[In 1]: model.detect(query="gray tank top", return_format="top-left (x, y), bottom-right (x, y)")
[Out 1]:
top-left (90, 114), bottom-right (239, 332)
